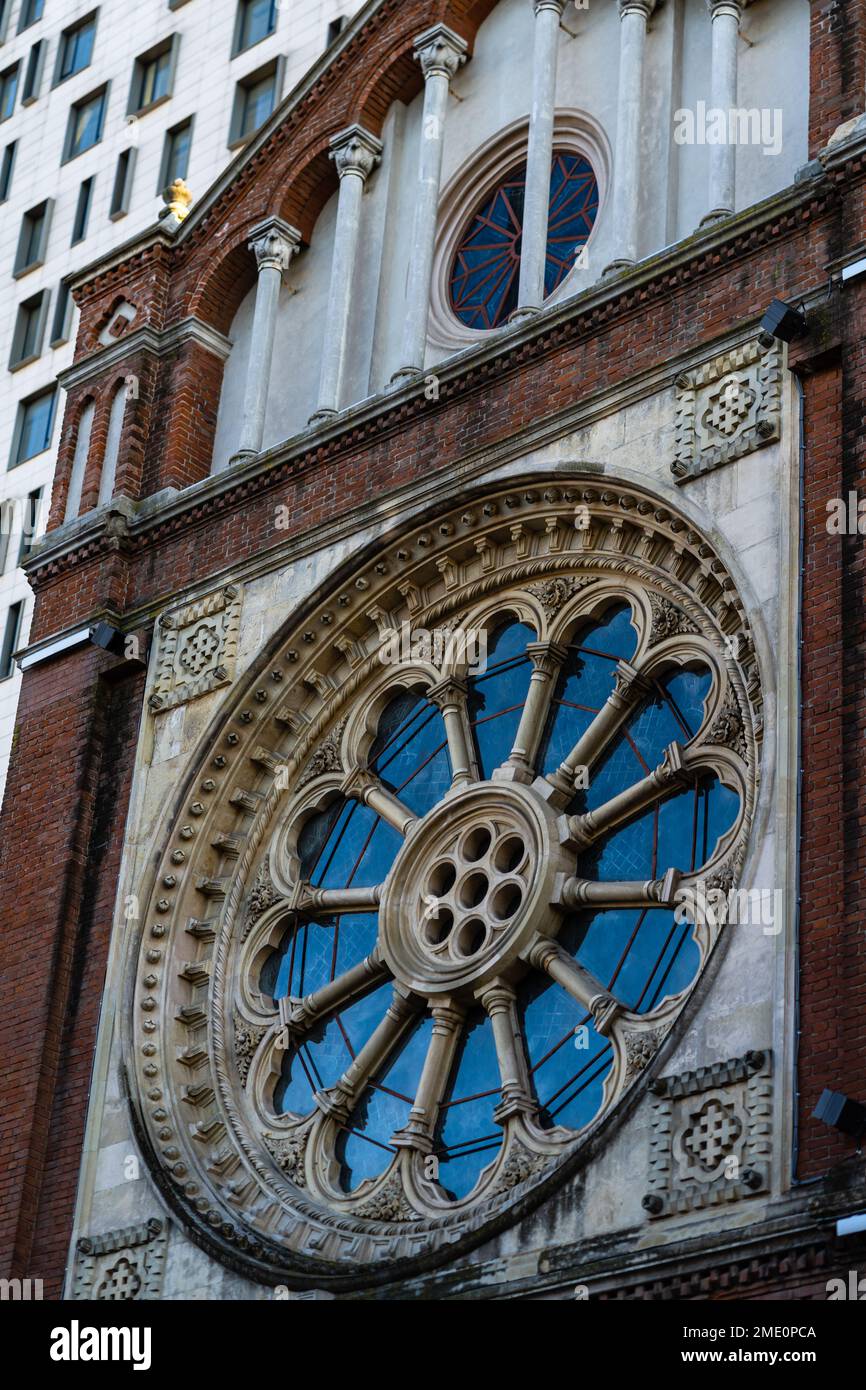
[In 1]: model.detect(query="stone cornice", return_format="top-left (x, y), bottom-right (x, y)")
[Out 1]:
top-left (57, 318), bottom-right (234, 392)
top-left (370, 1163), bottom-right (866, 1300)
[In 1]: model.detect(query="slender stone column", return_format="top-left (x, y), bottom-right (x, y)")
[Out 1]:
top-left (233, 218), bottom-right (301, 461)
top-left (428, 676), bottom-right (475, 790)
top-left (310, 125), bottom-right (382, 426)
top-left (392, 1001), bottom-right (465, 1153)
top-left (605, 1), bottom-right (656, 273)
top-left (479, 981), bottom-right (535, 1121)
top-left (703, 0), bottom-right (745, 224)
top-left (513, 0), bottom-right (567, 321)
top-left (496, 641), bottom-right (567, 783)
top-left (391, 24), bottom-right (467, 386)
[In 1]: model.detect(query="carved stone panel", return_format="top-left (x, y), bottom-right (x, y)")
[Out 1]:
top-left (149, 585), bottom-right (243, 712)
top-left (643, 1051), bottom-right (772, 1218)
top-left (672, 339), bottom-right (783, 481)
top-left (72, 1218), bottom-right (168, 1300)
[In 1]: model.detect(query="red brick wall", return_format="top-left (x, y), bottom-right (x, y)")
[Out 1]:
top-left (797, 277), bottom-right (866, 1177)
top-left (809, 0), bottom-right (866, 156)
top-left (0, 649), bottom-right (144, 1295)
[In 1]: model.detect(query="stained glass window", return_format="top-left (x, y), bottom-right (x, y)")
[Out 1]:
top-left (265, 611), bottom-right (739, 1201)
top-left (449, 150), bottom-right (599, 330)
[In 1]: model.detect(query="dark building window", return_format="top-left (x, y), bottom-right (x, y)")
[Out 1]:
top-left (230, 58), bottom-right (282, 145)
top-left (0, 602), bottom-right (23, 680)
top-left (128, 37), bottom-right (178, 116)
top-left (326, 16), bottom-right (347, 47)
top-left (56, 12), bottom-right (98, 85)
top-left (64, 86), bottom-right (108, 161)
top-left (9, 290), bottom-right (50, 369)
top-left (110, 147), bottom-right (136, 218)
top-left (0, 63), bottom-right (19, 122)
top-left (18, 487), bottom-right (44, 564)
top-left (159, 116), bottom-right (193, 191)
top-left (11, 387), bottom-right (56, 467)
top-left (233, 0), bottom-right (276, 56)
top-left (21, 40), bottom-right (45, 104)
top-left (0, 141), bottom-right (16, 202)
top-left (14, 199), bottom-right (52, 276)
top-left (50, 280), bottom-right (73, 346)
top-left (71, 177), bottom-right (95, 244)
top-left (17, 0), bottom-right (44, 34)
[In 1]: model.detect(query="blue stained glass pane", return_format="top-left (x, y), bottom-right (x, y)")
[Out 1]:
top-left (467, 621), bottom-right (535, 778)
top-left (520, 970), bottom-right (612, 1131)
top-left (450, 151), bottom-right (599, 330)
top-left (313, 801), bottom-right (402, 890)
top-left (274, 981), bottom-right (393, 1118)
top-left (573, 908), bottom-right (700, 1014)
top-left (371, 692), bottom-right (451, 818)
top-left (436, 1010), bottom-right (502, 1199)
top-left (339, 1014), bottom-right (435, 1189)
top-left (539, 605), bottom-right (637, 777)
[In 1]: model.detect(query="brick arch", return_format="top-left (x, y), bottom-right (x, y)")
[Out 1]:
top-left (49, 391), bottom-right (97, 529)
top-left (188, 236), bottom-right (259, 338)
top-left (275, 143), bottom-right (338, 246)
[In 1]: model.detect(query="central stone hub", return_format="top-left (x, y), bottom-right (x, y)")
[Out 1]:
top-left (378, 781), bottom-right (569, 998)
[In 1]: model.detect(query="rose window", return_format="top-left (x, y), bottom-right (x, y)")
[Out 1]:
top-left (449, 151), bottom-right (599, 329)
top-left (129, 484), bottom-right (761, 1286)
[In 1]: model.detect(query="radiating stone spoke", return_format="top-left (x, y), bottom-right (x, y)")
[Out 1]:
top-left (296, 883), bottom-right (383, 915)
top-left (555, 867), bottom-right (682, 911)
top-left (341, 765), bottom-right (418, 836)
top-left (524, 935), bottom-right (619, 1036)
top-left (563, 741), bottom-right (691, 850)
top-left (314, 985), bottom-right (422, 1124)
top-left (391, 1000), bottom-right (465, 1153)
top-left (428, 677), bottom-right (478, 789)
top-left (495, 641), bottom-right (567, 784)
top-left (543, 659), bottom-right (650, 804)
top-left (477, 979), bottom-right (536, 1122)
top-left (278, 948), bottom-right (391, 1042)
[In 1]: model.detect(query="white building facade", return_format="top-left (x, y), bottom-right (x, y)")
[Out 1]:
top-left (0, 0), bottom-right (364, 803)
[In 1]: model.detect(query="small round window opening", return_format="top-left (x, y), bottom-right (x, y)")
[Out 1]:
top-left (448, 150), bottom-right (599, 330)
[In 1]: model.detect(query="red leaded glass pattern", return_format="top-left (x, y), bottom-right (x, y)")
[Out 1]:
top-left (448, 150), bottom-right (599, 330)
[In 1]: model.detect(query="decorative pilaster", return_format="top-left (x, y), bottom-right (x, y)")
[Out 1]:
top-left (703, 1), bottom-right (745, 225)
top-left (310, 126), bottom-right (382, 426)
top-left (605, 1), bottom-right (657, 273)
top-left (391, 24), bottom-right (468, 385)
top-left (233, 218), bottom-right (301, 462)
top-left (513, 0), bottom-right (567, 321)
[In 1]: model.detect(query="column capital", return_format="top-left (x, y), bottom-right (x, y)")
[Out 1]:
top-left (706, 0), bottom-right (748, 16)
top-left (619, 0), bottom-right (657, 18)
top-left (329, 123), bottom-right (383, 182)
top-left (248, 217), bottom-right (302, 275)
top-left (533, 0), bottom-right (567, 16)
top-left (413, 23), bottom-right (468, 81)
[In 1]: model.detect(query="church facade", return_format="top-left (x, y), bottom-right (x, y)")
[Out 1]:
top-left (2, 0), bottom-right (866, 1301)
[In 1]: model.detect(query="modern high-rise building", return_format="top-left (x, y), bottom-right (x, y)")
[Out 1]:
top-left (0, 0), bottom-right (363, 804)
top-left (2, 0), bottom-right (866, 1311)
